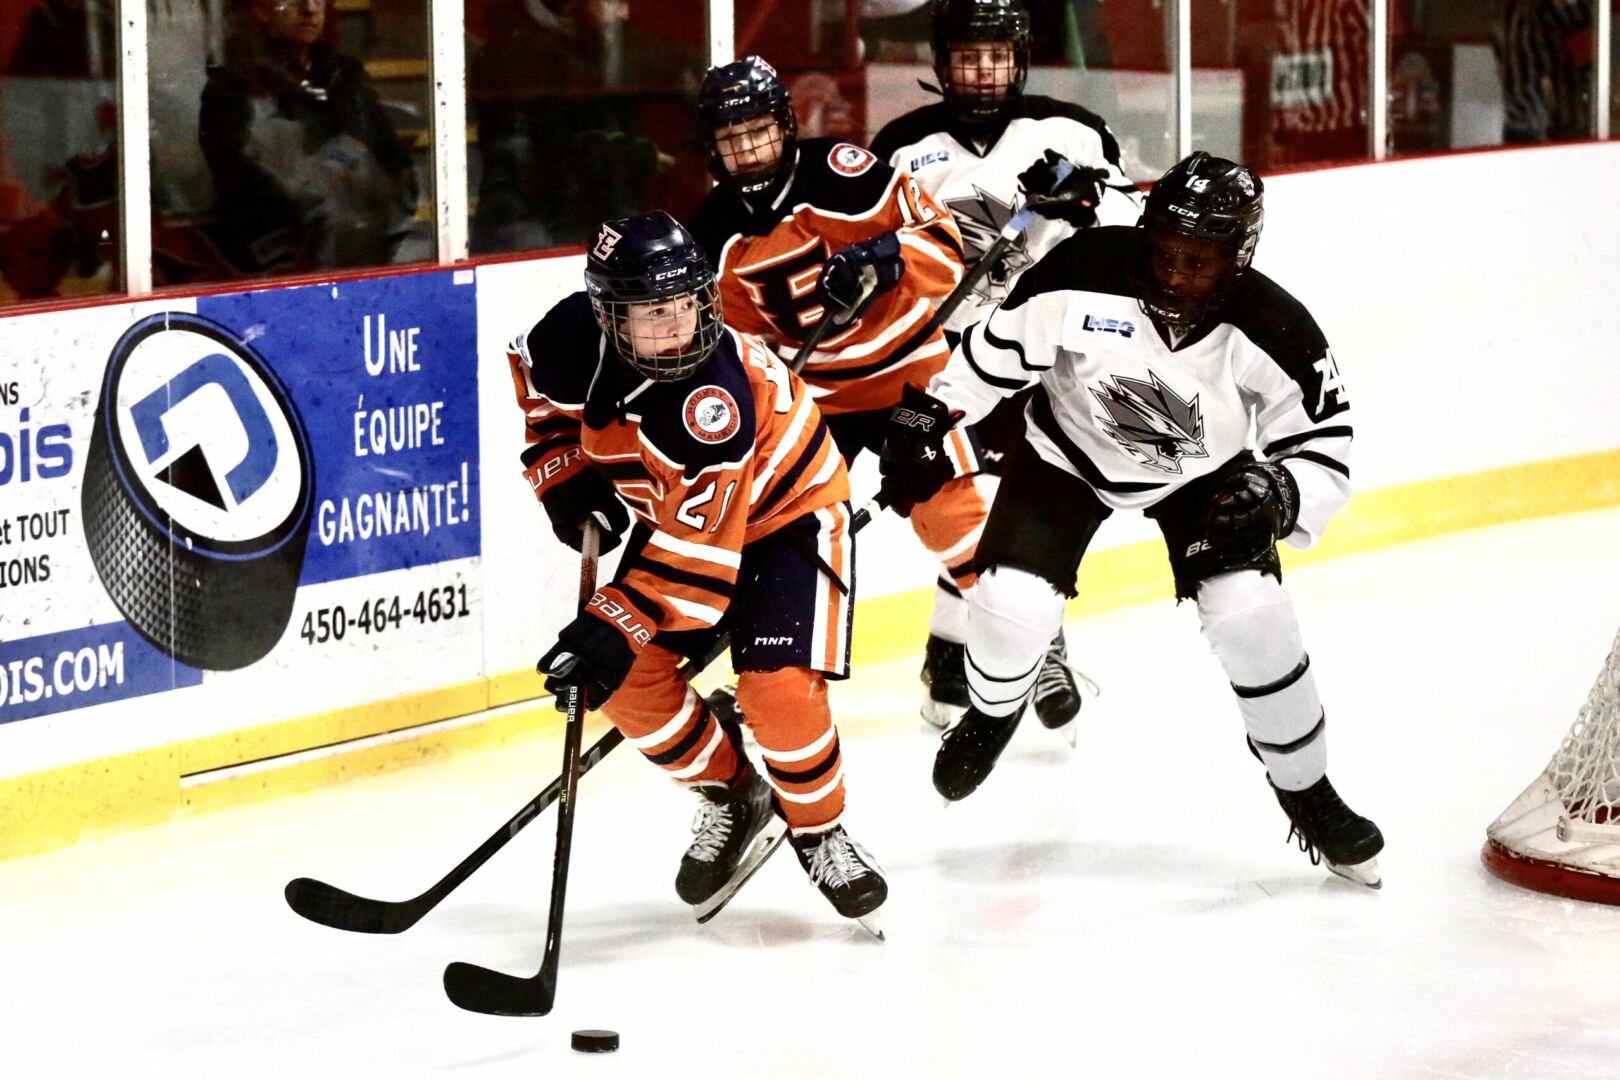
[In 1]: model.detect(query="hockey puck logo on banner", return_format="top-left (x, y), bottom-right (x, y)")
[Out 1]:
top-left (682, 386), bottom-right (740, 444)
top-left (82, 312), bottom-right (314, 671)
top-left (827, 143), bottom-right (876, 177)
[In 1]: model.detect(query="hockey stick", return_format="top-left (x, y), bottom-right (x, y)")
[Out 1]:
top-left (930, 157), bottom-right (1075, 333)
top-left (442, 521), bottom-right (602, 1016)
top-left (787, 305), bottom-right (842, 375)
top-left (435, 497), bottom-right (887, 1016)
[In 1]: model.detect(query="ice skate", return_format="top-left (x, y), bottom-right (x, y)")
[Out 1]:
top-left (920, 633), bottom-right (970, 730)
top-left (1031, 632), bottom-right (1085, 747)
top-left (678, 768), bottom-right (788, 923)
top-left (1271, 775), bottom-right (1385, 887)
top-left (933, 704), bottom-right (1023, 802)
top-left (790, 825), bottom-right (887, 939)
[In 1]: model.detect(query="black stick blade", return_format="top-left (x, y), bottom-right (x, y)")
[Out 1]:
top-left (284, 877), bottom-right (421, 935)
top-left (443, 961), bottom-right (557, 1016)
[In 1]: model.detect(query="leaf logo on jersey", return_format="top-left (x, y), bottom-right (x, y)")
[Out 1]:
top-left (1090, 370), bottom-right (1208, 474)
top-left (682, 386), bottom-right (741, 444)
top-left (734, 237), bottom-right (832, 340)
top-left (945, 186), bottom-right (1032, 304)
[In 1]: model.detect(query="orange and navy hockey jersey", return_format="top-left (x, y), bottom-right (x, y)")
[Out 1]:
top-left (506, 291), bottom-right (850, 635)
top-left (690, 136), bottom-right (965, 416)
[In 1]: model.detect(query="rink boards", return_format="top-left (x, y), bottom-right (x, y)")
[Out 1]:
top-left (1, 142), bottom-right (1618, 860)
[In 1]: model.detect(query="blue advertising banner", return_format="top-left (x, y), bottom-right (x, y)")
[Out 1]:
top-left (196, 271), bottom-right (481, 583)
top-left (0, 268), bottom-right (482, 727)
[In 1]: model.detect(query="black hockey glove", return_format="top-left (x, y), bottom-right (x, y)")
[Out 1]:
top-left (819, 231), bottom-right (905, 325)
top-left (536, 586), bottom-right (654, 710)
top-left (539, 467), bottom-right (630, 555)
top-left (1205, 461), bottom-right (1301, 549)
top-left (1017, 150), bottom-right (1109, 228)
top-left (877, 384), bottom-right (958, 516)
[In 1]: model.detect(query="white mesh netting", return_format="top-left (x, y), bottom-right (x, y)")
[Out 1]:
top-left (1544, 624), bottom-right (1620, 831)
top-left (1485, 625), bottom-right (1620, 898)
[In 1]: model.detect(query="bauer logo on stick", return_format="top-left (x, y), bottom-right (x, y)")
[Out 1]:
top-left (82, 312), bottom-right (314, 671)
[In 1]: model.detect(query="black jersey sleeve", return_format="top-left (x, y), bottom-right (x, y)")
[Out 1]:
top-left (1002, 226), bottom-right (1142, 310)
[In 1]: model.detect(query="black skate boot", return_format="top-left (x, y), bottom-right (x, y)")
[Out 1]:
top-left (676, 767), bottom-right (788, 921)
top-left (790, 825), bottom-right (887, 938)
top-left (920, 633), bottom-right (971, 729)
top-left (1031, 632), bottom-right (1082, 744)
top-left (1271, 774), bottom-right (1385, 887)
top-left (933, 704), bottom-right (1023, 803)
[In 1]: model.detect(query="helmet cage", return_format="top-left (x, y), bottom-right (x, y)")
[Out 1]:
top-left (697, 57), bottom-right (799, 197)
top-left (590, 280), bottom-right (725, 383)
top-left (931, 0), bottom-right (1032, 123)
top-left (1136, 153), bottom-right (1264, 329)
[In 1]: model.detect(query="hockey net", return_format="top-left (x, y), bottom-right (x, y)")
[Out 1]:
top-left (1483, 624), bottom-right (1620, 903)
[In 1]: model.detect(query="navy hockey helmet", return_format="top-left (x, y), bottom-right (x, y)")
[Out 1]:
top-left (930, 0), bottom-right (1032, 123)
top-left (696, 56), bottom-right (798, 197)
top-left (1136, 152), bottom-right (1265, 329)
top-left (584, 211), bottom-right (725, 383)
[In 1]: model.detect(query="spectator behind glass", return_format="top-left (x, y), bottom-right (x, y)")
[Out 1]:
top-left (1494, 0), bottom-right (1593, 143)
top-left (467, 0), bottom-right (701, 253)
top-left (198, 0), bottom-right (419, 275)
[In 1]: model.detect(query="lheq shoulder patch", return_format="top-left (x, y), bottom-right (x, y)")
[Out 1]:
top-left (827, 142), bottom-right (876, 177)
top-left (82, 312), bottom-right (314, 671)
top-left (681, 385), bottom-right (741, 444)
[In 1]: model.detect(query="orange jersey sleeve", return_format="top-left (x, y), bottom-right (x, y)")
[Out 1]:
top-left (700, 138), bottom-right (966, 416)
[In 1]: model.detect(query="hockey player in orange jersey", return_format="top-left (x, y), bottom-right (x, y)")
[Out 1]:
top-left (508, 210), bottom-right (885, 933)
top-left (689, 55), bottom-right (987, 729)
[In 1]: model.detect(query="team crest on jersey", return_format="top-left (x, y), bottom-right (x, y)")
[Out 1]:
top-left (592, 224), bottom-right (622, 261)
top-left (683, 386), bottom-right (741, 444)
top-left (1090, 370), bottom-right (1208, 474)
top-left (828, 143), bottom-right (876, 177)
top-left (946, 186), bottom-right (1031, 302)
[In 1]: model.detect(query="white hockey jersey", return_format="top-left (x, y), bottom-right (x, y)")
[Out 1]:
top-left (870, 95), bottom-right (1143, 334)
top-left (931, 226), bottom-right (1352, 548)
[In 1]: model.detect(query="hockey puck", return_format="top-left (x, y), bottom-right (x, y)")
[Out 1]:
top-left (83, 312), bottom-right (314, 671)
top-left (571, 1029), bottom-right (619, 1053)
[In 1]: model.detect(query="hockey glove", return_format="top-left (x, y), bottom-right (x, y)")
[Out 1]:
top-left (1017, 150), bottom-right (1109, 228)
top-left (819, 231), bottom-right (905, 325)
top-left (536, 586), bottom-right (656, 710)
top-left (539, 466), bottom-right (630, 555)
top-left (877, 384), bottom-right (958, 515)
top-left (1205, 461), bottom-right (1301, 550)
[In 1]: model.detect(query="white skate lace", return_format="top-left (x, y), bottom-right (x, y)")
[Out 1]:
top-left (687, 800), bottom-right (736, 863)
top-left (806, 831), bottom-right (875, 889)
top-left (1032, 638), bottom-right (1100, 703)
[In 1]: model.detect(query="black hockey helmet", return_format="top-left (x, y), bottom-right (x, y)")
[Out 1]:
top-left (1136, 152), bottom-right (1265, 329)
top-left (930, 0), bottom-right (1031, 123)
top-left (696, 56), bottom-right (798, 198)
top-left (584, 211), bottom-right (725, 382)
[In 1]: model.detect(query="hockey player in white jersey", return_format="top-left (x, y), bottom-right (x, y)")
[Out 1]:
top-left (869, 0), bottom-right (1142, 739)
top-left (876, 152), bottom-right (1385, 885)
